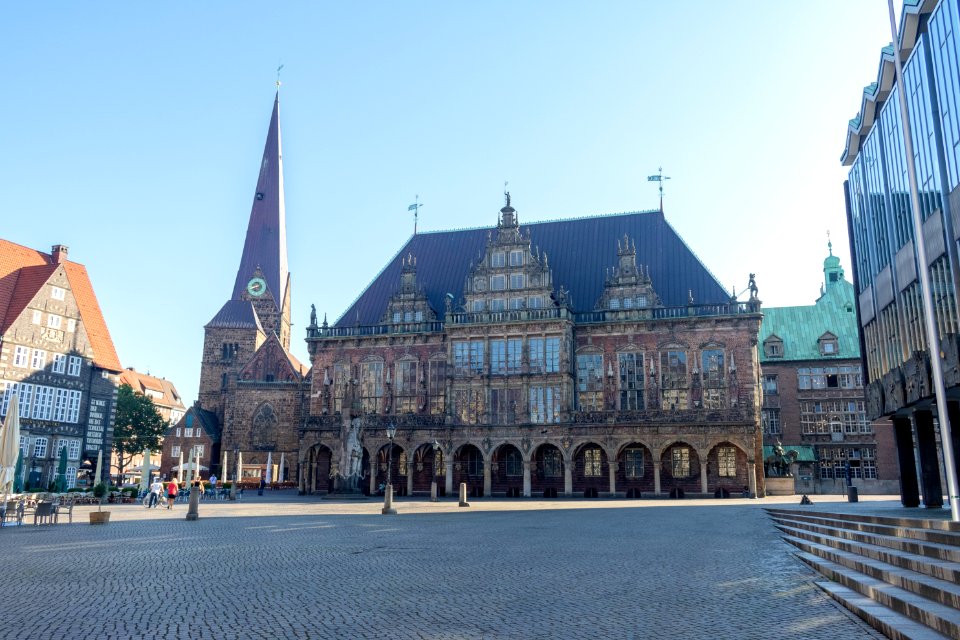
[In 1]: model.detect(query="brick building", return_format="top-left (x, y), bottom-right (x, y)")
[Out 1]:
top-left (0, 240), bottom-right (122, 489)
top-left (114, 367), bottom-right (186, 483)
top-left (194, 92), bottom-right (767, 498)
top-left (759, 244), bottom-right (899, 495)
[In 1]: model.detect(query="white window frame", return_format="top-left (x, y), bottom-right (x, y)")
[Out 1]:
top-left (31, 349), bottom-right (46, 370)
top-left (53, 388), bottom-right (69, 422)
top-left (490, 275), bottom-right (506, 291)
top-left (13, 346), bottom-right (29, 368)
top-left (509, 250), bottom-right (523, 266)
top-left (52, 353), bottom-right (67, 374)
top-left (67, 356), bottom-right (81, 377)
top-left (32, 310), bottom-right (42, 325)
top-left (510, 273), bottom-right (525, 290)
top-left (171, 445), bottom-right (181, 458)
top-left (65, 466), bottom-right (77, 489)
top-left (491, 252), bottom-right (506, 268)
top-left (67, 390), bottom-right (82, 423)
top-left (51, 286), bottom-right (65, 301)
top-left (68, 439), bottom-right (81, 460)
top-left (47, 315), bottom-right (62, 329)
top-left (32, 386), bottom-right (53, 420)
top-left (34, 437), bottom-right (48, 458)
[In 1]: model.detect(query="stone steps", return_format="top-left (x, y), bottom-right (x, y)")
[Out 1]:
top-left (767, 509), bottom-right (960, 640)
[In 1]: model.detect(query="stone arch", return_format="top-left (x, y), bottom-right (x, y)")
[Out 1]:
top-left (374, 441), bottom-right (408, 496)
top-left (531, 442), bottom-right (565, 497)
top-left (491, 443), bottom-right (525, 497)
top-left (251, 402), bottom-right (279, 450)
top-left (659, 439), bottom-right (701, 498)
top-left (304, 444), bottom-right (333, 495)
top-left (571, 441), bottom-right (608, 497)
top-left (410, 442), bottom-right (444, 495)
top-left (616, 441), bottom-right (655, 498)
top-left (706, 440), bottom-right (750, 497)
top-left (453, 443), bottom-right (485, 497)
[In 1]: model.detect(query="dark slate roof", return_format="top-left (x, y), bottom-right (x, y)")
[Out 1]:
top-left (230, 92), bottom-right (288, 308)
top-left (183, 406), bottom-right (221, 442)
top-left (335, 210), bottom-right (730, 327)
top-left (206, 299), bottom-right (264, 330)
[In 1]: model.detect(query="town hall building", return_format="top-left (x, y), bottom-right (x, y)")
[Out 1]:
top-left (182, 92), bottom-right (768, 499)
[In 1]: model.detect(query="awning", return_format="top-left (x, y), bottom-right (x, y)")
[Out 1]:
top-left (763, 445), bottom-right (817, 463)
top-left (171, 463), bottom-right (208, 471)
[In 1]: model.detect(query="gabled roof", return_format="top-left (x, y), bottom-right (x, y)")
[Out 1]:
top-left (119, 368), bottom-right (186, 412)
top-left (175, 406), bottom-right (221, 442)
top-left (335, 209), bottom-right (730, 327)
top-left (760, 278), bottom-right (860, 362)
top-left (239, 332), bottom-right (309, 380)
top-left (206, 299), bottom-right (265, 331)
top-left (230, 92), bottom-right (288, 309)
top-left (0, 238), bottom-right (122, 372)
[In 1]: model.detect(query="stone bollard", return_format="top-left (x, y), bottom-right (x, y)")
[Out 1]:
top-left (381, 484), bottom-right (397, 515)
top-left (186, 484), bottom-right (200, 521)
top-left (459, 482), bottom-right (470, 508)
top-left (430, 480), bottom-right (438, 502)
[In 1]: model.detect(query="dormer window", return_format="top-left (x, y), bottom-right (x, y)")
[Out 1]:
top-left (509, 250), bottom-right (523, 266)
top-left (636, 294), bottom-right (648, 308)
top-left (609, 298), bottom-right (620, 309)
top-left (764, 337), bottom-right (783, 358)
top-left (623, 297), bottom-right (634, 309)
top-left (491, 252), bottom-right (506, 268)
top-left (392, 312), bottom-right (401, 323)
top-left (510, 273), bottom-right (525, 289)
top-left (819, 335), bottom-right (839, 356)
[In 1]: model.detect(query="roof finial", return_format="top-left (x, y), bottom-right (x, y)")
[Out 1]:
top-left (276, 64), bottom-right (284, 90)
top-left (646, 166), bottom-right (671, 211)
top-left (827, 229), bottom-right (833, 256)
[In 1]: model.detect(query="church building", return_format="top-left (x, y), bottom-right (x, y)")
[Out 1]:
top-left (188, 93), bottom-right (767, 499)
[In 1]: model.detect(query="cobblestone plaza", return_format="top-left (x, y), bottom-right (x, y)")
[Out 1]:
top-left (0, 495), bottom-right (886, 639)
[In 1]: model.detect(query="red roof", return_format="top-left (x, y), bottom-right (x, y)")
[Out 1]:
top-left (0, 238), bottom-right (122, 372)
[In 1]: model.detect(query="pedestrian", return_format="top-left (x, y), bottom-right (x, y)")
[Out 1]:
top-left (209, 473), bottom-right (218, 488)
top-left (148, 477), bottom-right (163, 508)
top-left (258, 473), bottom-right (266, 496)
top-left (166, 478), bottom-right (178, 509)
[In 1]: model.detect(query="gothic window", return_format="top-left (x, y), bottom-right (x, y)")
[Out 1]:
top-left (333, 362), bottom-right (349, 413)
top-left (360, 361), bottom-right (384, 414)
top-left (671, 447), bottom-right (691, 478)
top-left (529, 385), bottom-right (560, 423)
top-left (576, 354), bottom-right (604, 410)
top-left (505, 448), bottom-right (523, 476)
top-left (252, 403), bottom-right (279, 449)
top-left (428, 357), bottom-right (446, 415)
top-left (454, 388), bottom-right (484, 424)
top-left (718, 447), bottom-right (737, 477)
top-left (618, 352), bottom-right (645, 410)
top-left (540, 448), bottom-right (562, 477)
top-left (490, 387), bottom-right (521, 425)
top-left (661, 350), bottom-right (688, 410)
top-left (701, 349), bottom-right (725, 409)
top-left (583, 448), bottom-right (602, 476)
top-left (464, 448), bottom-right (483, 476)
top-left (394, 360), bottom-right (418, 413)
top-left (624, 448), bottom-right (644, 478)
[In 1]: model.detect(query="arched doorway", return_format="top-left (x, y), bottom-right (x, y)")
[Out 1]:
top-left (573, 442), bottom-right (607, 497)
top-left (376, 443), bottom-right (407, 496)
top-left (453, 444), bottom-right (484, 497)
top-left (707, 442), bottom-right (748, 497)
top-left (660, 441), bottom-right (700, 498)
top-left (410, 444), bottom-right (444, 496)
top-left (492, 444), bottom-right (524, 497)
top-left (531, 443), bottom-right (564, 498)
top-left (617, 442), bottom-right (653, 498)
top-left (306, 445), bottom-right (333, 495)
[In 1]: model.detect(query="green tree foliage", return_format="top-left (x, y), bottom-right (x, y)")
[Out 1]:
top-left (113, 383), bottom-right (167, 480)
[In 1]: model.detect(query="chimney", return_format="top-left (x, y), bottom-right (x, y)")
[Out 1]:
top-left (51, 244), bottom-right (69, 264)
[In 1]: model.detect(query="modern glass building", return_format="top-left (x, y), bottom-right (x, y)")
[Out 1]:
top-left (842, 0), bottom-right (960, 507)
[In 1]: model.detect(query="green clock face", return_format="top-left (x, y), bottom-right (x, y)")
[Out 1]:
top-left (246, 277), bottom-right (267, 297)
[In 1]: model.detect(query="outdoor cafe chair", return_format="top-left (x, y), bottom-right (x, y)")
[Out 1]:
top-left (33, 502), bottom-right (55, 526)
top-left (1, 501), bottom-right (23, 527)
top-left (54, 499), bottom-right (74, 524)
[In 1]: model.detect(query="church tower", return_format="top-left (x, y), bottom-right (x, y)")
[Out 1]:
top-left (198, 92), bottom-right (292, 418)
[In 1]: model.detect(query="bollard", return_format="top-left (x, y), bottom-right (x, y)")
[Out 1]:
top-left (459, 482), bottom-right (470, 508)
top-left (430, 480), bottom-right (438, 502)
top-left (381, 484), bottom-right (397, 515)
top-left (186, 484), bottom-right (200, 521)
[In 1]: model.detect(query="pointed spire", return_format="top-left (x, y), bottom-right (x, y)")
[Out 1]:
top-left (231, 92), bottom-right (288, 307)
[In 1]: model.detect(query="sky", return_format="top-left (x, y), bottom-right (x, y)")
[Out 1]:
top-left (1, 2), bottom-right (898, 407)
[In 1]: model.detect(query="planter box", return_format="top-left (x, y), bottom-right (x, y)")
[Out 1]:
top-left (89, 511), bottom-right (111, 525)
top-left (765, 476), bottom-right (795, 496)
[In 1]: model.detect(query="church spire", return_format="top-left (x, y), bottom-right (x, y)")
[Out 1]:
top-left (231, 92), bottom-right (288, 308)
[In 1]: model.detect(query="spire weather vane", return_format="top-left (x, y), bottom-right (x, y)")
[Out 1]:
top-left (407, 195), bottom-right (424, 235)
top-left (276, 64), bottom-right (284, 88)
top-left (647, 166), bottom-right (671, 211)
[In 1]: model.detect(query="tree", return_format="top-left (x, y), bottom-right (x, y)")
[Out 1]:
top-left (113, 383), bottom-right (167, 483)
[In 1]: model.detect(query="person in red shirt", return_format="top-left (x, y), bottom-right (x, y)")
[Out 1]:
top-left (166, 479), bottom-right (178, 510)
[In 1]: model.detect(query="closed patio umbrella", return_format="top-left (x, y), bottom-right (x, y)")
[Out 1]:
top-left (177, 450), bottom-right (183, 483)
top-left (93, 449), bottom-right (102, 488)
top-left (140, 448), bottom-right (151, 492)
top-left (266, 451), bottom-right (273, 484)
top-left (0, 395), bottom-right (21, 503)
top-left (279, 452), bottom-right (285, 483)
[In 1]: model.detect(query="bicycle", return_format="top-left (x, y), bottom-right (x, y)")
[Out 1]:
top-left (142, 493), bottom-right (168, 509)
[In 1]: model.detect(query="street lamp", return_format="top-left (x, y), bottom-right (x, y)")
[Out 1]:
top-left (382, 423), bottom-right (398, 515)
top-left (230, 447), bottom-right (239, 501)
top-left (431, 440), bottom-right (440, 502)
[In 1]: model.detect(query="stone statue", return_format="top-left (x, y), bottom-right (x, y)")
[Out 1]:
top-left (769, 440), bottom-right (793, 477)
top-left (333, 416), bottom-right (365, 493)
top-left (310, 304), bottom-right (317, 326)
top-left (748, 273), bottom-right (758, 300)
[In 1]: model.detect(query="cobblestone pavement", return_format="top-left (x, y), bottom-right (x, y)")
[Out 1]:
top-left (0, 495), bottom-right (889, 640)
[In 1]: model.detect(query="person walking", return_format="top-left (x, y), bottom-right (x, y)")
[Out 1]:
top-left (258, 473), bottom-right (266, 496)
top-left (148, 477), bottom-right (163, 508)
top-left (166, 478), bottom-right (178, 509)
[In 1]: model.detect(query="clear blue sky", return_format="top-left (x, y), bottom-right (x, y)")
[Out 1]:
top-left (2, 2), bottom-right (895, 406)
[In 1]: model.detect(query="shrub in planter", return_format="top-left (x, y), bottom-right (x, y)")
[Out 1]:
top-left (90, 482), bottom-right (110, 524)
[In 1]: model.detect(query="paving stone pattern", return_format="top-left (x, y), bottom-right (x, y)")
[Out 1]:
top-left (0, 497), bottom-right (885, 640)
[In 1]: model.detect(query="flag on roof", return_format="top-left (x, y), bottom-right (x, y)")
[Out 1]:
top-left (408, 203), bottom-right (418, 211)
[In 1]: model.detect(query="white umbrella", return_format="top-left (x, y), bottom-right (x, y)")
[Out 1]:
top-left (0, 395), bottom-right (21, 503)
top-left (177, 450), bottom-right (183, 483)
top-left (140, 448), bottom-right (151, 492)
top-left (93, 449), bottom-right (102, 487)
top-left (194, 445), bottom-right (201, 481)
top-left (221, 449), bottom-right (228, 482)
top-left (279, 452), bottom-right (285, 483)
top-left (237, 451), bottom-right (243, 483)
top-left (266, 451), bottom-right (273, 484)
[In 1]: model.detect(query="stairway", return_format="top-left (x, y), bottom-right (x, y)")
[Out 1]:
top-left (767, 508), bottom-right (960, 640)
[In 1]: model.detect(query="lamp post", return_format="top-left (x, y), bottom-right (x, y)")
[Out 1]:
top-left (431, 440), bottom-right (440, 502)
top-left (382, 423), bottom-right (397, 515)
top-left (230, 447), bottom-right (239, 500)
